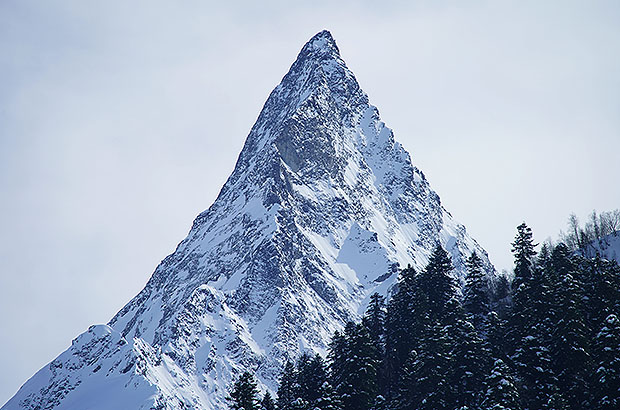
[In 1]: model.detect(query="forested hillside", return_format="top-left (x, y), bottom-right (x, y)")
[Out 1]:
top-left (229, 220), bottom-right (620, 410)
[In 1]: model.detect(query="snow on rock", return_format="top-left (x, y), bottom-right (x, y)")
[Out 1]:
top-left (4, 30), bottom-right (496, 410)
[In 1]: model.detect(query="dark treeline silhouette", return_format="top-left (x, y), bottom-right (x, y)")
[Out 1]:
top-left (228, 222), bottom-right (620, 410)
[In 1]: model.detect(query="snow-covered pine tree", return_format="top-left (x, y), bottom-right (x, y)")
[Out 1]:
top-left (390, 246), bottom-right (457, 408)
top-left (261, 391), bottom-right (276, 410)
top-left (511, 323), bottom-right (568, 410)
top-left (418, 244), bottom-right (456, 319)
top-left (581, 256), bottom-right (620, 330)
top-left (296, 354), bottom-right (335, 409)
top-left (463, 251), bottom-right (490, 331)
top-left (384, 265), bottom-right (419, 399)
top-left (393, 349), bottom-right (419, 410)
top-left (508, 235), bottom-right (569, 409)
top-left (277, 361), bottom-right (298, 410)
top-left (228, 371), bottom-right (260, 410)
top-left (362, 292), bottom-right (386, 396)
top-left (402, 318), bottom-right (453, 410)
top-left (328, 329), bottom-right (347, 402)
top-left (362, 293), bottom-right (386, 350)
top-left (490, 274), bottom-right (512, 318)
top-left (450, 312), bottom-right (490, 409)
top-left (511, 223), bottom-right (538, 290)
top-left (313, 380), bottom-right (342, 410)
top-left (507, 223), bottom-right (545, 355)
top-left (592, 314), bottom-right (620, 410)
top-left (486, 311), bottom-right (508, 363)
top-left (295, 352), bottom-right (312, 399)
top-left (549, 244), bottom-right (592, 410)
top-left (482, 358), bottom-right (521, 410)
top-left (332, 322), bottom-right (378, 410)
top-left (289, 398), bottom-right (310, 410)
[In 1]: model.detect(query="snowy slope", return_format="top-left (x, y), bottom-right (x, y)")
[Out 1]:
top-left (583, 232), bottom-right (620, 263)
top-left (4, 31), bottom-right (496, 410)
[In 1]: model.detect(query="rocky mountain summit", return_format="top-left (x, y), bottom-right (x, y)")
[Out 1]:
top-left (4, 31), bottom-right (495, 410)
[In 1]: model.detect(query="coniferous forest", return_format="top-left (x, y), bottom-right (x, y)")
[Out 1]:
top-left (228, 220), bottom-right (620, 410)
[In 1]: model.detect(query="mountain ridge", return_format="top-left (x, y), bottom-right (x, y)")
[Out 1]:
top-left (4, 30), bottom-right (496, 410)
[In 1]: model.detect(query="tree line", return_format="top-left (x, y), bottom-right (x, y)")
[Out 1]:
top-left (561, 209), bottom-right (620, 253)
top-left (228, 221), bottom-right (620, 410)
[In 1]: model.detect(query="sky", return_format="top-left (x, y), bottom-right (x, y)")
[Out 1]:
top-left (1, 0), bottom-right (619, 405)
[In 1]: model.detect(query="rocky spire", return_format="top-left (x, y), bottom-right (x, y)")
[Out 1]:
top-left (3, 31), bottom-right (496, 410)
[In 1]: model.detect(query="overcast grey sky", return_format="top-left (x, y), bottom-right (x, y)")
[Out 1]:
top-left (1, 0), bottom-right (619, 405)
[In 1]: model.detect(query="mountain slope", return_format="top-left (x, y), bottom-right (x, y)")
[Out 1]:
top-left (4, 31), bottom-right (496, 410)
top-left (582, 232), bottom-right (620, 263)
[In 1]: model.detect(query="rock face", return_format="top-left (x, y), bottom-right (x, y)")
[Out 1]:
top-left (4, 31), bottom-right (496, 410)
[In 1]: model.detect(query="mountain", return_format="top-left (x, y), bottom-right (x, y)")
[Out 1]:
top-left (583, 232), bottom-right (620, 263)
top-left (3, 30), bottom-right (496, 410)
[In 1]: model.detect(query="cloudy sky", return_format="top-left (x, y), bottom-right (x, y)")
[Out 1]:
top-left (1, 0), bottom-right (619, 404)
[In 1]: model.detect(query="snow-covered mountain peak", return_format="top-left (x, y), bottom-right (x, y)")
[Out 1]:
top-left (227, 30), bottom-right (364, 182)
top-left (4, 31), bottom-right (496, 410)
top-left (297, 30), bottom-right (341, 60)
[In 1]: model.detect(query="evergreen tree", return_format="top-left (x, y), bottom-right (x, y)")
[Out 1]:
top-left (394, 349), bottom-right (419, 410)
top-left (486, 311), bottom-right (508, 362)
top-left (511, 223), bottom-right (538, 290)
top-left (314, 380), bottom-right (341, 410)
top-left (388, 246), bottom-right (456, 407)
top-left (463, 252), bottom-right (490, 331)
top-left (549, 244), bottom-right (592, 410)
top-left (332, 323), bottom-right (378, 410)
top-left (362, 293), bottom-right (386, 352)
top-left (328, 329), bottom-right (347, 402)
top-left (399, 318), bottom-right (453, 410)
top-left (437, 294), bottom-right (491, 408)
top-left (593, 314), bottom-right (620, 410)
top-left (296, 354), bottom-right (333, 409)
top-left (491, 274), bottom-right (512, 318)
top-left (229, 371), bottom-right (260, 410)
top-left (537, 242), bottom-right (552, 268)
top-left (482, 359), bottom-right (521, 410)
top-left (372, 395), bottom-right (388, 410)
top-left (261, 392), bottom-right (276, 410)
top-left (511, 323), bottom-right (568, 410)
top-left (384, 265), bottom-right (420, 398)
top-left (277, 361), bottom-right (297, 410)
top-left (508, 223), bottom-right (546, 355)
top-left (289, 398), bottom-right (309, 410)
top-left (362, 292), bottom-right (386, 395)
top-left (489, 274), bottom-right (513, 319)
top-left (582, 256), bottom-right (620, 329)
top-left (418, 244), bottom-right (456, 319)
top-left (295, 352), bottom-right (313, 407)
top-left (451, 316), bottom-right (490, 408)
